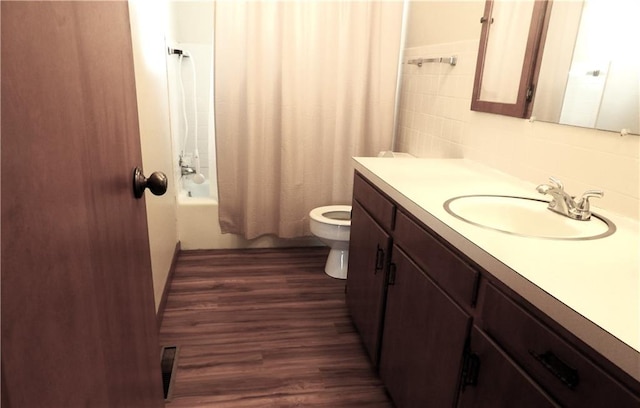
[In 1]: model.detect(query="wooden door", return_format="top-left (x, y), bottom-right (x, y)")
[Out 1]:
top-left (380, 246), bottom-right (471, 408)
top-left (346, 201), bottom-right (392, 367)
top-left (1, 2), bottom-right (164, 407)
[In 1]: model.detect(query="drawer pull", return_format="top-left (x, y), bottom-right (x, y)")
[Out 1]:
top-left (530, 350), bottom-right (579, 389)
top-left (374, 245), bottom-right (385, 273)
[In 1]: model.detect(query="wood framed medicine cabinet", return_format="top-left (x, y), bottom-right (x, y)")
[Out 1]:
top-left (471, 0), bottom-right (553, 118)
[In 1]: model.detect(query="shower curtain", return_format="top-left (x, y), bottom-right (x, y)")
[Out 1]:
top-left (214, 1), bottom-right (403, 239)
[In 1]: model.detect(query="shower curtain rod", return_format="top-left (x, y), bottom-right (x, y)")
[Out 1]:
top-left (407, 56), bottom-right (457, 67)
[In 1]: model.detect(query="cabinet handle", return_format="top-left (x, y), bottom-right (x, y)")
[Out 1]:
top-left (387, 263), bottom-right (397, 285)
top-left (374, 245), bottom-right (384, 273)
top-left (461, 352), bottom-right (480, 388)
top-left (529, 350), bottom-right (579, 389)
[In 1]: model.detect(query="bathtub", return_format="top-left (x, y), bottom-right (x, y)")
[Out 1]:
top-left (176, 179), bottom-right (320, 249)
top-left (180, 179), bottom-right (214, 199)
top-left (176, 179), bottom-right (228, 249)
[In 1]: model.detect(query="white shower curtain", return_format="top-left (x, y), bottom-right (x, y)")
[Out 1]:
top-left (214, 0), bottom-right (403, 239)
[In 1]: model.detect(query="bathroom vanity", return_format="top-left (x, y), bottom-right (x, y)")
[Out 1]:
top-left (346, 158), bottom-right (639, 407)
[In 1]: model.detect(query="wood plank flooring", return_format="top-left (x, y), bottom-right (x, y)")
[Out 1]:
top-left (159, 247), bottom-right (392, 407)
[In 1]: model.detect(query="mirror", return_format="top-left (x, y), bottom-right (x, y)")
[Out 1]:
top-left (533, 0), bottom-right (639, 135)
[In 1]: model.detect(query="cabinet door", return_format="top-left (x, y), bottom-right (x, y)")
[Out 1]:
top-left (458, 327), bottom-right (559, 408)
top-left (380, 246), bottom-right (471, 407)
top-left (346, 200), bottom-right (392, 367)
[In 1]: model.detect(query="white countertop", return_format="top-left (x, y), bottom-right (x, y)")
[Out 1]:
top-left (353, 157), bottom-right (640, 381)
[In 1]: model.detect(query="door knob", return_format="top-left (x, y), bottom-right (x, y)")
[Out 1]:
top-left (132, 167), bottom-right (168, 199)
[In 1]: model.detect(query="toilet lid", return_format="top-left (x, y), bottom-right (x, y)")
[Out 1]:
top-left (309, 205), bottom-right (351, 226)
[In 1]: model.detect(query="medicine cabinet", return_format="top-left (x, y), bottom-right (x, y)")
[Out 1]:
top-left (470, 0), bottom-right (552, 118)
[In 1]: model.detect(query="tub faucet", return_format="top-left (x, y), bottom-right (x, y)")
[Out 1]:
top-left (536, 177), bottom-right (603, 221)
top-left (179, 156), bottom-right (196, 176)
top-left (181, 165), bottom-right (196, 176)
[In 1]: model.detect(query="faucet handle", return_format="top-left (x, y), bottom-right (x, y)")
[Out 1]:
top-left (576, 189), bottom-right (604, 211)
top-left (548, 176), bottom-right (564, 190)
top-left (536, 176), bottom-right (565, 195)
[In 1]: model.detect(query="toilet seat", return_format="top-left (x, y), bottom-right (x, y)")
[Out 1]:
top-left (309, 205), bottom-right (351, 226)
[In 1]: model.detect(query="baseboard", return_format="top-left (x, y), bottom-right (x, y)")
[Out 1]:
top-left (157, 241), bottom-right (181, 330)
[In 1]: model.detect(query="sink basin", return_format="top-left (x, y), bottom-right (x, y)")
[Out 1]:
top-left (443, 195), bottom-right (616, 240)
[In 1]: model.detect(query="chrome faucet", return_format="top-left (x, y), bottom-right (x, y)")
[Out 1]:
top-left (536, 177), bottom-right (603, 221)
top-left (181, 165), bottom-right (196, 176)
top-left (179, 156), bottom-right (196, 176)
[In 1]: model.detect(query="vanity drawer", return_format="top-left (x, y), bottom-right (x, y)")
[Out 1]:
top-left (481, 283), bottom-right (639, 407)
top-left (353, 172), bottom-right (395, 232)
top-left (393, 210), bottom-right (478, 308)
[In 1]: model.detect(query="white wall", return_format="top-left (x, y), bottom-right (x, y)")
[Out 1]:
top-left (128, 1), bottom-right (179, 312)
top-left (396, 0), bottom-right (639, 220)
top-left (168, 1), bottom-right (215, 44)
top-left (405, 1), bottom-right (484, 47)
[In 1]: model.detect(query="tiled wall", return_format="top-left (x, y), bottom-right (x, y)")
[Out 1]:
top-left (395, 40), bottom-right (639, 220)
top-left (396, 41), bottom-right (477, 160)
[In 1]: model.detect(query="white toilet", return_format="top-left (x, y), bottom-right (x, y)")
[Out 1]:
top-left (309, 205), bottom-right (352, 279)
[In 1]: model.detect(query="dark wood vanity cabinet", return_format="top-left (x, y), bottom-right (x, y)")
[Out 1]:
top-left (380, 245), bottom-right (471, 407)
top-left (346, 200), bottom-right (391, 366)
top-left (346, 174), bottom-right (395, 367)
top-left (348, 171), bottom-right (640, 407)
top-left (348, 172), bottom-right (477, 406)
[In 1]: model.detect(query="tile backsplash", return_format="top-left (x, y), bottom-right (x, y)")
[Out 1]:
top-left (395, 40), bottom-right (639, 220)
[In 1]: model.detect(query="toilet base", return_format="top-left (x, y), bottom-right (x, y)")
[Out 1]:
top-left (324, 247), bottom-right (348, 280)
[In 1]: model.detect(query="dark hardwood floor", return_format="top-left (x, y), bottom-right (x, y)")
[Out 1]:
top-left (159, 247), bottom-right (392, 407)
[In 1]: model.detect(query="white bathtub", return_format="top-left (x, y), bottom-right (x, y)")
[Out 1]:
top-left (180, 179), bottom-right (214, 199)
top-left (176, 179), bottom-right (228, 249)
top-left (176, 179), bottom-right (319, 249)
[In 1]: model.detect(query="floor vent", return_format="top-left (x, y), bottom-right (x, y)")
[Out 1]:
top-left (160, 345), bottom-right (179, 400)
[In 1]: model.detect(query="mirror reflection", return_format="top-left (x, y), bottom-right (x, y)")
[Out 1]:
top-left (471, 0), bottom-right (549, 118)
top-left (533, 0), bottom-right (639, 134)
top-left (479, 0), bottom-right (535, 105)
